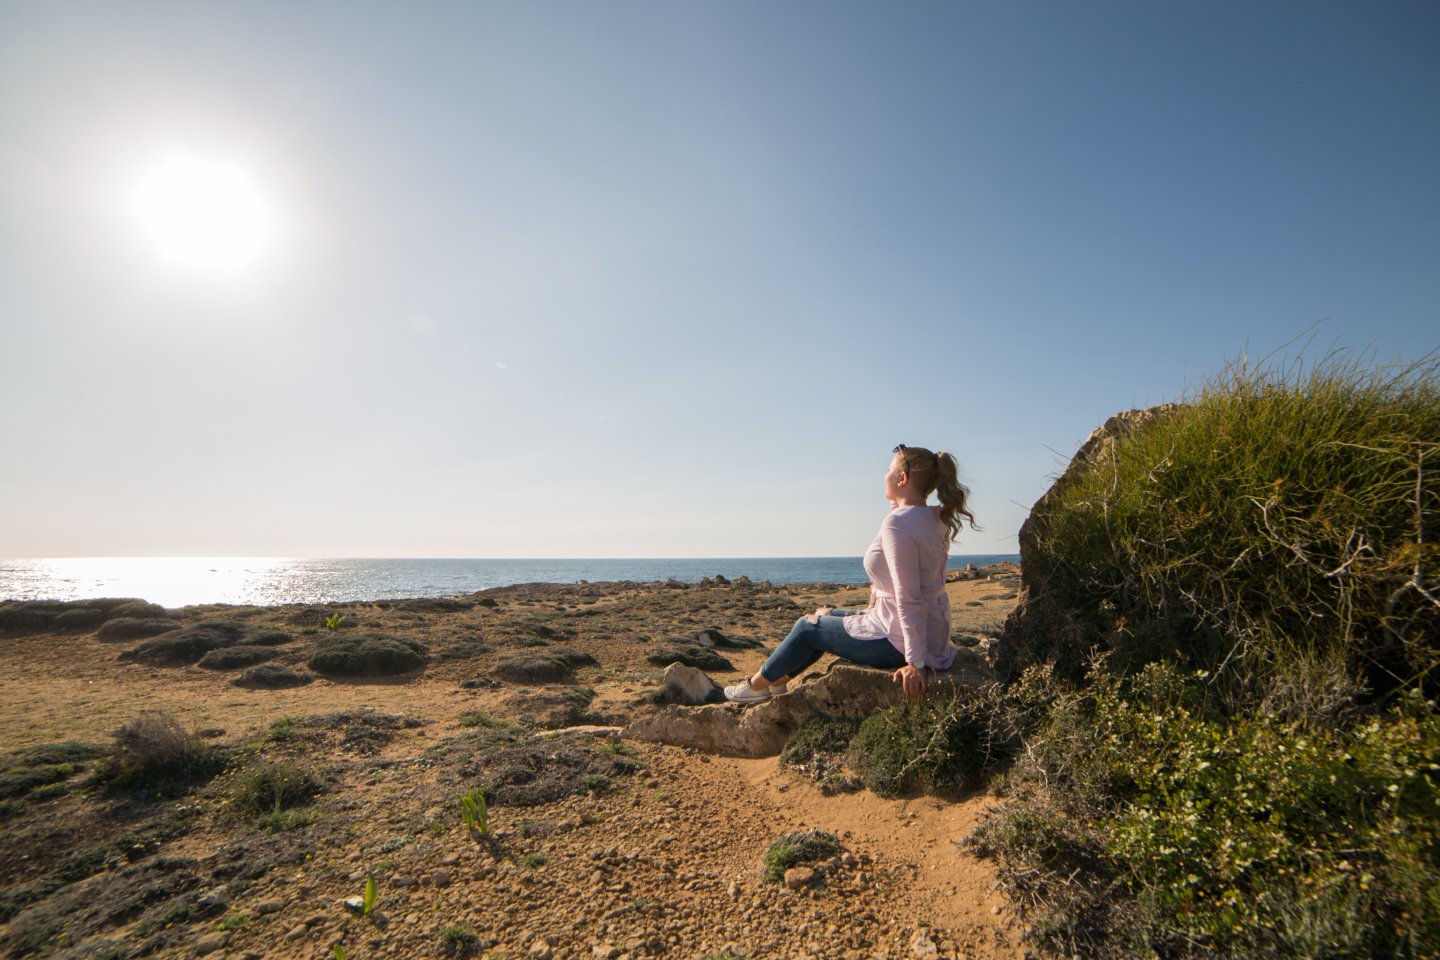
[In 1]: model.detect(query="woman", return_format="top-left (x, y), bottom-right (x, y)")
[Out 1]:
top-left (724, 445), bottom-right (977, 703)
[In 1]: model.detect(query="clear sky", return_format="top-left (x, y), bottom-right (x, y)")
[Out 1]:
top-left (1, 1), bottom-right (1436, 559)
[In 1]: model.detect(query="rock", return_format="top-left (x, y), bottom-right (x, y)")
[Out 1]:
top-left (593, 946), bottom-right (621, 959)
top-left (660, 663), bottom-right (723, 706)
top-left (284, 924), bottom-right (310, 941)
top-left (197, 886), bottom-right (229, 909)
top-left (194, 932), bottom-right (230, 955)
top-left (910, 928), bottom-right (939, 958)
top-left (342, 896), bottom-right (366, 912)
top-left (432, 870), bottom-right (453, 887)
top-left (395, 876), bottom-right (419, 888)
top-left (253, 899), bottom-right (285, 914)
top-left (529, 943), bottom-right (554, 960)
top-left (783, 867), bottom-right (816, 890)
top-left (624, 661), bottom-right (993, 757)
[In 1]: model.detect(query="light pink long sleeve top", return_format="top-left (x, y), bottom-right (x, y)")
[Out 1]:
top-left (842, 504), bottom-right (958, 670)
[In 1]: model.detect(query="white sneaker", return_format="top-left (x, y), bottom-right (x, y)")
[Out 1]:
top-left (723, 679), bottom-right (788, 704)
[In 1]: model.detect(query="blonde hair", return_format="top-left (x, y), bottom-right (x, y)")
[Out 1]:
top-left (895, 446), bottom-right (978, 543)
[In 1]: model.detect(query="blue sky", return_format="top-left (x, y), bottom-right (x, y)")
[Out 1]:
top-left (1, 1), bottom-right (1436, 559)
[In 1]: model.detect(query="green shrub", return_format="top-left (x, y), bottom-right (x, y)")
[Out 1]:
top-left (644, 644), bottom-right (733, 671)
top-left (438, 924), bottom-right (480, 955)
top-left (308, 634), bottom-right (427, 677)
top-left (848, 694), bottom-right (996, 797)
top-left (763, 831), bottom-right (841, 882)
top-left (235, 664), bottom-right (312, 688)
top-left (492, 655), bottom-right (572, 683)
top-left (197, 646), bottom-right (274, 670)
top-left (248, 630), bottom-right (294, 646)
top-left (1010, 352), bottom-right (1440, 694)
top-left (53, 607), bottom-right (108, 630)
top-left (779, 714), bottom-right (862, 767)
top-left (517, 852), bottom-right (548, 869)
top-left (231, 762), bottom-right (321, 816)
top-left (116, 622), bottom-right (242, 661)
top-left (972, 662), bottom-right (1440, 959)
top-left (97, 618), bottom-right (177, 641)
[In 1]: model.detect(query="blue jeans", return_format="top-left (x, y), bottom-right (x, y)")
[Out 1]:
top-left (759, 609), bottom-right (906, 683)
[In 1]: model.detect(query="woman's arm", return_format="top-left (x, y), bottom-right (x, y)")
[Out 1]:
top-left (880, 519), bottom-right (929, 668)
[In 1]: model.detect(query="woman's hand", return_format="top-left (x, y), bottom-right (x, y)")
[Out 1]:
top-left (805, 605), bottom-right (834, 624)
top-left (893, 664), bottom-right (926, 698)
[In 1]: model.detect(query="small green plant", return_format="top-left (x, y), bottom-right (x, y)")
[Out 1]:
top-left (332, 946), bottom-right (347, 960)
top-left (460, 788), bottom-right (488, 838)
top-left (324, 613), bottom-right (345, 630)
top-left (231, 761), bottom-right (321, 816)
top-left (427, 819), bottom-right (446, 837)
top-left (216, 912), bottom-right (248, 931)
top-left (518, 852), bottom-right (548, 869)
top-left (362, 870), bottom-right (378, 916)
top-left (763, 830), bottom-right (842, 883)
top-left (582, 774), bottom-right (612, 792)
top-left (600, 740), bottom-right (637, 757)
top-left (265, 716), bottom-right (298, 743)
top-left (301, 626), bottom-right (319, 635)
top-left (438, 923), bottom-right (480, 955)
top-left (255, 808), bottom-right (320, 833)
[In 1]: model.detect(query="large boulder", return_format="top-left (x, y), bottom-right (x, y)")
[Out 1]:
top-left (659, 663), bottom-right (723, 705)
top-left (623, 658), bottom-right (994, 757)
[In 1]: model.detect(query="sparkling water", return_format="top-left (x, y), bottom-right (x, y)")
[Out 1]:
top-left (0, 555), bottom-right (1020, 608)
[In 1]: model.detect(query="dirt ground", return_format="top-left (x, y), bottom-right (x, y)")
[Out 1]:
top-left (0, 569), bottom-right (1024, 960)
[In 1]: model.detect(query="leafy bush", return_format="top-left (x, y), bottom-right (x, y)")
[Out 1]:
top-left (972, 662), bottom-right (1440, 959)
top-left (197, 645), bottom-right (274, 670)
top-left (95, 618), bottom-right (177, 641)
top-left (644, 644), bottom-right (733, 671)
top-left (52, 607), bottom-right (108, 630)
top-left (458, 713), bottom-right (511, 729)
top-left (848, 693), bottom-right (1006, 797)
top-left (235, 664), bottom-right (312, 688)
top-left (763, 830), bottom-right (841, 882)
top-left (116, 622), bottom-right (244, 661)
top-left (779, 714), bottom-right (862, 767)
top-left (0, 600), bottom-right (66, 632)
top-left (231, 761), bottom-right (321, 816)
top-left (492, 655), bottom-right (572, 683)
top-left (1009, 352), bottom-right (1440, 695)
top-left (308, 633), bottom-right (427, 677)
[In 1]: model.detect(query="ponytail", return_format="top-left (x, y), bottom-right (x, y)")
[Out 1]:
top-left (932, 450), bottom-right (978, 544)
top-left (896, 446), bottom-right (978, 543)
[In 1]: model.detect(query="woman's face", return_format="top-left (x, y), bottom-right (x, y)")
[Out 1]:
top-left (884, 453), bottom-right (908, 502)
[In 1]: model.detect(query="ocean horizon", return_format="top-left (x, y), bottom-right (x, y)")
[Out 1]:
top-left (0, 555), bottom-right (1021, 609)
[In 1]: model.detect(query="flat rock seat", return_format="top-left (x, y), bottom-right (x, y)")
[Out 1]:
top-left (622, 653), bottom-right (995, 757)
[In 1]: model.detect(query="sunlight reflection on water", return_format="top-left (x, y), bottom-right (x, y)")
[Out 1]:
top-left (0, 555), bottom-right (1019, 608)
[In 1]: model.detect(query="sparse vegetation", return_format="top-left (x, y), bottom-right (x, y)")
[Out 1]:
top-left (231, 761), bottom-right (321, 816)
top-left (438, 923), bottom-right (480, 955)
top-left (95, 711), bottom-right (228, 794)
top-left (763, 830), bottom-right (841, 883)
top-left (492, 654), bottom-right (572, 683)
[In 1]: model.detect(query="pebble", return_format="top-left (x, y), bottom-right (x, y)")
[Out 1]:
top-left (283, 924), bottom-right (310, 941)
top-left (197, 887), bottom-right (229, 909)
top-left (253, 899), bottom-right (285, 915)
top-left (593, 946), bottom-right (620, 959)
top-left (910, 928), bottom-right (939, 958)
top-left (528, 944), bottom-right (554, 960)
top-left (395, 876), bottom-right (419, 888)
top-left (432, 869), bottom-right (454, 887)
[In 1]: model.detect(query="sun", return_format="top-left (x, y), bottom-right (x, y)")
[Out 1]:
top-left (127, 152), bottom-right (277, 276)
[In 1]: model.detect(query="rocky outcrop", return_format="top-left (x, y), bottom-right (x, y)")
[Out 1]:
top-left (623, 657), bottom-right (995, 757)
top-left (999, 403), bottom-right (1180, 677)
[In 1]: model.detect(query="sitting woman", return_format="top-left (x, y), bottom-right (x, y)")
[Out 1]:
top-left (725, 445), bottom-right (977, 703)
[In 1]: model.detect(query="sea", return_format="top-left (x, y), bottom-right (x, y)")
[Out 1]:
top-left (0, 555), bottom-right (1020, 609)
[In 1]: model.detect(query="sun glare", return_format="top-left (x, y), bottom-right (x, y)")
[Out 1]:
top-left (127, 152), bottom-right (277, 276)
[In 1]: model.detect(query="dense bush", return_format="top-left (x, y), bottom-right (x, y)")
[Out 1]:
top-left (645, 644), bottom-right (733, 671)
top-left (235, 664), bottom-right (312, 688)
top-left (97, 617), bottom-right (178, 641)
top-left (972, 662), bottom-right (1440, 959)
top-left (848, 693), bottom-right (1007, 797)
top-left (763, 831), bottom-right (842, 882)
top-left (196, 645), bottom-right (274, 670)
top-left (492, 655), bottom-right (572, 683)
top-left (307, 633), bottom-right (426, 677)
top-left (1010, 353), bottom-right (1440, 696)
top-left (116, 622), bottom-right (239, 660)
